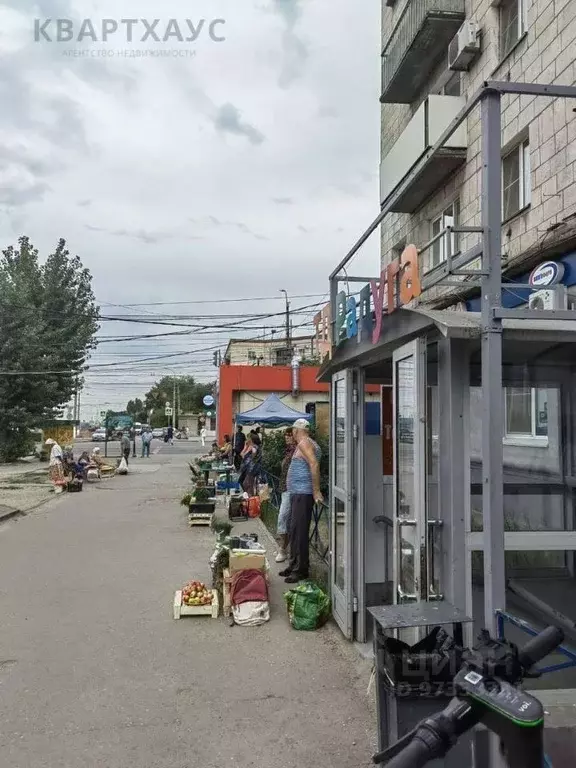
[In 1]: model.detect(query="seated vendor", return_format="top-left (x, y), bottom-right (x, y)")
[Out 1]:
top-left (219, 434), bottom-right (233, 463)
top-left (90, 447), bottom-right (114, 473)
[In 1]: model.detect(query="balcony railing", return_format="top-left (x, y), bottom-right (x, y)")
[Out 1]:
top-left (380, 94), bottom-right (467, 212)
top-left (381, 0), bottom-right (465, 103)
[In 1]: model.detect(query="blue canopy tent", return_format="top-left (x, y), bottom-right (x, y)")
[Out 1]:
top-left (235, 393), bottom-right (312, 427)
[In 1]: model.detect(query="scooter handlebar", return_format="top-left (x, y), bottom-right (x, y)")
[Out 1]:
top-left (380, 737), bottom-right (433, 768)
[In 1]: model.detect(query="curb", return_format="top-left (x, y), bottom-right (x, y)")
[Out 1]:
top-left (0, 494), bottom-right (59, 525)
top-left (0, 507), bottom-right (22, 524)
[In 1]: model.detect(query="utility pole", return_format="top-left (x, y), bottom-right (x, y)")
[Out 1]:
top-left (280, 289), bottom-right (291, 353)
top-left (172, 377), bottom-right (176, 428)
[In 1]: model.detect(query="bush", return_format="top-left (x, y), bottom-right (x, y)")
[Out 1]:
top-left (0, 428), bottom-right (36, 463)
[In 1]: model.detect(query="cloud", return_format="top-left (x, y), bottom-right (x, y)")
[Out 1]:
top-left (84, 224), bottom-right (175, 245)
top-left (212, 103), bottom-right (265, 145)
top-left (319, 106), bottom-right (338, 118)
top-left (271, 0), bottom-right (309, 88)
top-left (0, 0), bottom-right (381, 409)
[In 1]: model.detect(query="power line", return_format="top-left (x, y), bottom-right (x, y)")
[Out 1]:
top-left (104, 293), bottom-right (327, 307)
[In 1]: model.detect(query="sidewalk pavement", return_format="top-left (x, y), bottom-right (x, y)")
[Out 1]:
top-left (0, 446), bottom-right (377, 768)
top-left (0, 456), bottom-right (43, 479)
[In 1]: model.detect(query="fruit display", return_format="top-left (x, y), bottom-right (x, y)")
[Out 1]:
top-left (181, 580), bottom-right (213, 606)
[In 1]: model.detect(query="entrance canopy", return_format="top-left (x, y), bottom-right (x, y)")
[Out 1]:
top-left (235, 393), bottom-right (311, 427)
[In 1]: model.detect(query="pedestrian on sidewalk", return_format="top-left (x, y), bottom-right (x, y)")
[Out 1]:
top-left (167, 424), bottom-right (174, 446)
top-left (45, 438), bottom-right (67, 494)
top-left (275, 427), bottom-right (295, 563)
top-left (279, 419), bottom-right (322, 584)
top-left (121, 432), bottom-right (131, 465)
top-left (141, 427), bottom-right (153, 458)
top-left (200, 426), bottom-right (207, 447)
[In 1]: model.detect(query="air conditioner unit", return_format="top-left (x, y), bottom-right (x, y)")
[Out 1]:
top-left (528, 286), bottom-right (568, 310)
top-left (448, 21), bottom-right (481, 71)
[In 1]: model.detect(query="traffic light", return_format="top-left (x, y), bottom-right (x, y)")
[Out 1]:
top-left (213, 351), bottom-right (219, 367)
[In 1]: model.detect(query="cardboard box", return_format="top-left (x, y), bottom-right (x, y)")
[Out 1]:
top-left (229, 550), bottom-right (267, 573)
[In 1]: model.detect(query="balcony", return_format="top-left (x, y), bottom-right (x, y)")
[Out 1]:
top-left (381, 0), bottom-right (465, 104)
top-left (379, 94), bottom-right (467, 213)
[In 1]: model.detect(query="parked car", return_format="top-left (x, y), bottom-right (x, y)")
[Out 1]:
top-left (152, 428), bottom-right (165, 439)
top-left (92, 429), bottom-right (107, 442)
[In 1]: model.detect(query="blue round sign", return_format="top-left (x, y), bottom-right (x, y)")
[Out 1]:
top-left (203, 395), bottom-right (215, 407)
top-left (529, 261), bottom-right (565, 288)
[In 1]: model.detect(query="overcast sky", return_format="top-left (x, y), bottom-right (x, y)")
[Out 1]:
top-left (0, 0), bottom-right (381, 417)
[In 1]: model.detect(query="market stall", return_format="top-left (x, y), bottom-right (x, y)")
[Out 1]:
top-left (235, 393), bottom-right (312, 428)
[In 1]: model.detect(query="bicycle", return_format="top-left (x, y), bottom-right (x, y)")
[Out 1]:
top-left (373, 625), bottom-right (564, 768)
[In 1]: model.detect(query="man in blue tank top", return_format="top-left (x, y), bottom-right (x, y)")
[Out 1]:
top-left (279, 418), bottom-right (322, 584)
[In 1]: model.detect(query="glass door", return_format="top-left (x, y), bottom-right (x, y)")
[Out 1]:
top-left (331, 370), bottom-right (354, 637)
top-left (393, 340), bottom-right (427, 604)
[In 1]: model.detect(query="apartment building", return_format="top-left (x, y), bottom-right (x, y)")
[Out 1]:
top-left (379, 0), bottom-right (576, 475)
top-left (223, 335), bottom-right (318, 366)
top-left (316, 1), bottom-right (576, 665)
top-left (379, 0), bottom-right (576, 283)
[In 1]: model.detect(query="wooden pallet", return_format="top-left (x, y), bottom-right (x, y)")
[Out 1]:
top-left (188, 514), bottom-right (212, 526)
top-left (173, 589), bottom-right (219, 619)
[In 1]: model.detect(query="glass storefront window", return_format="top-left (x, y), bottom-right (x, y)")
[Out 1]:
top-left (470, 551), bottom-right (576, 689)
top-left (469, 386), bottom-right (572, 532)
top-left (396, 355), bottom-right (417, 598)
top-left (334, 378), bottom-right (346, 489)
top-left (396, 357), bottom-right (415, 518)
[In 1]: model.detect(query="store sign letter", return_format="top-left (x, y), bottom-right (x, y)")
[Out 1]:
top-left (339, 244), bottom-right (422, 347)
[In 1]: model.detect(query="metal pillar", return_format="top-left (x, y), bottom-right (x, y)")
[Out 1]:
top-left (330, 276), bottom-right (338, 350)
top-left (480, 91), bottom-right (506, 636)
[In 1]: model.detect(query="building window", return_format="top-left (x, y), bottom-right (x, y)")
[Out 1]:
top-left (430, 200), bottom-right (460, 270)
top-left (502, 139), bottom-right (530, 221)
top-left (500, 0), bottom-right (526, 59)
top-left (505, 387), bottom-right (548, 440)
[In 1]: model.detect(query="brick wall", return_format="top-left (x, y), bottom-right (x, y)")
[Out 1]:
top-left (379, 0), bottom-right (576, 301)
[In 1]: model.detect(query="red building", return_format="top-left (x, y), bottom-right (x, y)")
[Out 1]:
top-left (217, 364), bottom-right (329, 443)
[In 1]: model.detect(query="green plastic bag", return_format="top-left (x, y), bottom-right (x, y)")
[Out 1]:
top-left (284, 580), bottom-right (331, 631)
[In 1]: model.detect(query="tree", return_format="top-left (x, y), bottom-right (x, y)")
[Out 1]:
top-left (0, 237), bottom-right (99, 461)
top-left (142, 376), bottom-right (214, 427)
top-left (126, 398), bottom-right (147, 423)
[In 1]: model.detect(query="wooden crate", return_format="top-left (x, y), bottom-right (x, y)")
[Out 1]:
top-left (173, 589), bottom-right (219, 619)
top-left (222, 568), bottom-right (232, 617)
top-left (188, 514), bottom-right (212, 527)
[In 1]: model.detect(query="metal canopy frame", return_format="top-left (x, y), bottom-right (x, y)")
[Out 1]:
top-left (328, 80), bottom-right (576, 636)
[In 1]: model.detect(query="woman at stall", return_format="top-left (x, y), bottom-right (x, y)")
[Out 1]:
top-left (219, 434), bottom-right (233, 463)
top-left (239, 434), bottom-right (260, 496)
top-left (275, 427), bottom-right (295, 563)
top-left (46, 438), bottom-right (67, 493)
top-left (90, 447), bottom-right (115, 477)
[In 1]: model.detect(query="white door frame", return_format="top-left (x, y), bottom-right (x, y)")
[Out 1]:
top-left (392, 339), bottom-right (427, 604)
top-left (331, 370), bottom-right (354, 638)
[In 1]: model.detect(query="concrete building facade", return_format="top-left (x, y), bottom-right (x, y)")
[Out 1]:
top-left (380, 0), bottom-right (576, 287)
top-left (223, 336), bottom-right (318, 367)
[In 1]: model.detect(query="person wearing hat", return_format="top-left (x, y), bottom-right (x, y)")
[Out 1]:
top-left (279, 418), bottom-right (322, 584)
top-left (45, 438), bottom-right (66, 493)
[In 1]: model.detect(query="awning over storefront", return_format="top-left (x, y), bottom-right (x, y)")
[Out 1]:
top-left (235, 393), bottom-right (312, 427)
top-left (318, 306), bottom-right (576, 381)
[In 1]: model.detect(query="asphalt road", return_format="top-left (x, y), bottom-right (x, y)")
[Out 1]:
top-left (0, 440), bottom-right (375, 768)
